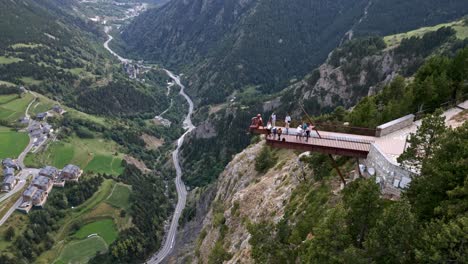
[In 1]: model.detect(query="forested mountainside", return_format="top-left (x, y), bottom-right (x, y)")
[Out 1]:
top-left (0, 0), bottom-right (170, 117)
top-left (123, 0), bottom-right (468, 105)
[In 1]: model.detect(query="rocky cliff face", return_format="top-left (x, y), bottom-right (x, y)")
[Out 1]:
top-left (299, 50), bottom-right (402, 110)
top-left (176, 142), bottom-right (303, 263)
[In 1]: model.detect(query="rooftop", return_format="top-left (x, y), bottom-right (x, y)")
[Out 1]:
top-left (32, 189), bottom-right (45, 201)
top-left (32, 176), bottom-right (51, 187)
top-left (3, 175), bottom-right (15, 185)
top-left (3, 167), bottom-right (14, 176)
top-left (62, 164), bottom-right (80, 174)
top-left (40, 166), bottom-right (58, 176)
top-left (23, 186), bottom-right (38, 197)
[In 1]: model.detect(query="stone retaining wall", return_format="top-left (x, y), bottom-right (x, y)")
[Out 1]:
top-left (375, 114), bottom-right (414, 137)
top-left (362, 143), bottom-right (412, 198)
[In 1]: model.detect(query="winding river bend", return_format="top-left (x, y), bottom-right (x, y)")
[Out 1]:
top-left (102, 22), bottom-right (194, 264)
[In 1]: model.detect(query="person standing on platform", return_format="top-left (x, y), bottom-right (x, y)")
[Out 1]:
top-left (257, 114), bottom-right (263, 127)
top-left (277, 127), bottom-right (283, 141)
top-left (296, 125), bottom-right (303, 141)
top-left (285, 114), bottom-right (291, 135)
top-left (305, 123), bottom-right (311, 142)
top-left (271, 112), bottom-right (277, 127)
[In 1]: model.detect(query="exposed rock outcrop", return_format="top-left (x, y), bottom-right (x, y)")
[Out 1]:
top-left (177, 141), bottom-right (303, 263)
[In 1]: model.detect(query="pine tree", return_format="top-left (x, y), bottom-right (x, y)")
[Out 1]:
top-left (364, 201), bottom-right (417, 263)
top-left (398, 109), bottom-right (446, 173)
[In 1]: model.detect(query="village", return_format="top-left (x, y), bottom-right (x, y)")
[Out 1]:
top-left (0, 100), bottom-right (82, 217)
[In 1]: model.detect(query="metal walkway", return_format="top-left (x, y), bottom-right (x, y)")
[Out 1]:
top-left (250, 127), bottom-right (375, 158)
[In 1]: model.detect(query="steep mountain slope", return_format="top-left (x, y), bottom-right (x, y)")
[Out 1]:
top-left (123, 0), bottom-right (468, 105)
top-left (282, 25), bottom-right (468, 115)
top-left (0, 0), bottom-right (170, 117)
top-left (122, 0), bottom-right (371, 104)
top-left (0, 0), bottom-right (99, 48)
top-left (179, 21), bottom-right (468, 191)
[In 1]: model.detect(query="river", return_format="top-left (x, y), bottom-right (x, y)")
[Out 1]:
top-left (101, 8), bottom-right (195, 263)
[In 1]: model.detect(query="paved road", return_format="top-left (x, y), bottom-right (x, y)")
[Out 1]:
top-left (147, 71), bottom-right (195, 264)
top-left (0, 198), bottom-right (23, 225)
top-left (99, 4), bottom-right (196, 263)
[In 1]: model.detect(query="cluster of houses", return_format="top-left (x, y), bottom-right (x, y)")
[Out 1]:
top-left (23, 105), bottom-right (65, 150)
top-left (18, 164), bottom-right (82, 213)
top-left (1, 159), bottom-right (20, 192)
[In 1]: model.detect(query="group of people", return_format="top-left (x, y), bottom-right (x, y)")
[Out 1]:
top-left (251, 112), bottom-right (314, 142)
top-left (295, 122), bottom-right (313, 142)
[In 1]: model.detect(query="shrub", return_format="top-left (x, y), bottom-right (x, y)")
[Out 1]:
top-left (255, 145), bottom-right (278, 173)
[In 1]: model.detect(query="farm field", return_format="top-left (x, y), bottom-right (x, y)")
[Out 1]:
top-left (56, 236), bottom-right (107, 264)
top-left (25, 136), bottom-right (124, 175)
top-left (0, 127), bottom-right (29, 159)
top-left (29, 93), bottom-right (57, 116)
top-left (74, 219), bottom-right (118, 245)
top-left (106, 183), bottom-right (131, 209)
top-left (0, 93), bottom-right (34, 122)
top-left (36, 180), bottom-right (133, 263)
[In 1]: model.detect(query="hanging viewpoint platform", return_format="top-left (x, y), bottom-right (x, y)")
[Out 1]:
top-left (250, 126), bottom-right (376, 158)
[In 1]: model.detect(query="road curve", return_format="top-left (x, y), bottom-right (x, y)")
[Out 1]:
top-left (100, 11), bottom-right (195, 263)
top-left (147, 71), bottom-right (195, 264)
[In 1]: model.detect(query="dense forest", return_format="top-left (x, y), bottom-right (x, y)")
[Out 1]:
top-left (123, 0), bottom-right (468, 105)
top-left (348, 47), bottom-right (468, 128)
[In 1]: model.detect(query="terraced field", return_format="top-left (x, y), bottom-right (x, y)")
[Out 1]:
top-left (35, 180), bottom-right (133, 263)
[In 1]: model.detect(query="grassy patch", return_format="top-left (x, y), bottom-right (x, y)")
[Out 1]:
top-left (0, 93), bottom-right (34, 122)
top-left (0, 81), bottom-right (16, 87)
top-left (37, 180), bottom-right (132, 263)
top-left (29, 93), bottom-right (56, 116)
top-left (20, 77), bottom-right (42, 86)
top-left (74, 219), bottom-right (118, 245)
top-left (0, 56), bottom-right (23, 64)
top-left (0, 128), bottom-right (29, 159)
top-left (106, 183), bottom-right (131, 209)
top-left (10, 43), bottom-right (43, 49)
top-left (26, 137), bottom-right (123, 175)
top-left (385, 19), bottom-right (468, 46)
top-left (57, 236), bottom-right (107, 264)
top-left (0, 94), bottom-right (19, 104)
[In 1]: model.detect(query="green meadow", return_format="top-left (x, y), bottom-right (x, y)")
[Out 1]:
top-left (0, 93), bottom-right (35, 122)
top-left (74, 219), bottom-right (118, 245)
top-left (106, 183), bottom-right (132, 209)
top-left (25, 136), bottom-right (124, 175)
top-left (385, 19), bottom-right (468, 47)
top-left (57, 236), bottom-right (108, 264)
top-left (0, 127), bottom-right (29, 159)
